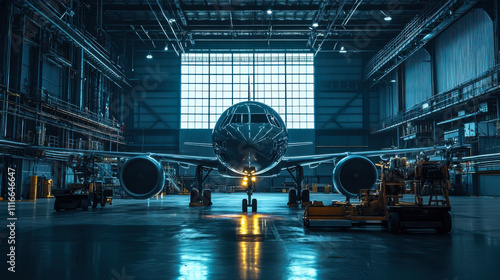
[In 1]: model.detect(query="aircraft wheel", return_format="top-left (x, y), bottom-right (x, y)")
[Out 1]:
top-left (101, 200), bottom-right (106, 207)
top-left (251, 199), bottom-right (257, 212)
top-left (288, 189), bottom-right (297, 205)
top-left (301, 189), bottom-right (310, 203)
top-left (203, 189), bottom-right (212, 206)
top-left (190, 189), bottom-right (200, 203)
top-left (437, 212), bottom-right (452, 233)
top-left (388, 212), bottom-right (400, 233)
top-left (242, 199), bottom-right (248, 212)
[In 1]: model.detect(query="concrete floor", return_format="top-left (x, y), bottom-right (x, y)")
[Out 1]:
top-left (1, 193), bottom-right (500, 280)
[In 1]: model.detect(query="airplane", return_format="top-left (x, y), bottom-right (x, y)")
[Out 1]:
top-left (79, 101), bottom-right (450, 212)
top-left (0, 101), bottom-right (450, 212)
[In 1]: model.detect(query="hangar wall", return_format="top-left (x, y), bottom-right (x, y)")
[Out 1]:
top-left (377, 71), bottom-right (399, 120)
top-left (374, 7), bottom-right (499, 196)
top-left (478, 175), bottom-right (500, 196)
top-left (314, 53), bottom-right (368, 185)
top-left (377, 8), bottom-right (495, 120)
top-left (435, 9), bottom-right (494, 93)
top-left (0, 1), bottom-right (127, 198)
top-left (125, 51), bottom-right (180, 154)
top-left (404, 49), bottom-right (432, 109)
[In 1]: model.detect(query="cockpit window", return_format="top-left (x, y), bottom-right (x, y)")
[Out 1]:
top-left (221, 114), bottom-right (231, 127)
top-left (269, 115), bottom-right (280, 128)
top-left (231, 114), bottom-right (249, 124)
top-left (251, 114), bottom-right (269, 124)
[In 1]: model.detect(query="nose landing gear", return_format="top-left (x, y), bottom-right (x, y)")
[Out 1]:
top-left (242, 187), bottom-right (257, 212)
top-left (242, 175), bottom-right (257, 212)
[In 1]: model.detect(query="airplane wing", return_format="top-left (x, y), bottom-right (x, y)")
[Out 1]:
top-left (0, 140), bottom-right (219, 168)
top-left (50, 148), bottom-right (219, 168)
top-left (282, 146), bottom-right (450, 168)
top-left (183, 142), bottom-right (214, 148)
top-left (462, 152), bottom-right (500, 167)
top-left (148, 153), bottom-right (218, 168)
top-left (288, 142), bottom-right (313, 147)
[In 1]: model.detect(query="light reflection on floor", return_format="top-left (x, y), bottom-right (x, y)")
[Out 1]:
top-left (239, 241), bottom-right (261, 280)
top-left (238, 215), bottom-right (263, 280)
top-left (178, 244), bottom-right (210, 280)
top-left (287, 252), bottom-right (318, 280)
top-left (4, 194), bottom-right (500, 279)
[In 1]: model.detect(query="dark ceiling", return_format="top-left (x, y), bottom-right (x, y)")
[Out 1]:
top-left (101, 0), bottom-right (431, 53)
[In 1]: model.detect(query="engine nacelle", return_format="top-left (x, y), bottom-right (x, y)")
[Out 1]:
top-left (333, 155), bottom-right (378, 198)
top-left (119, 156), bottom-right (164, 199)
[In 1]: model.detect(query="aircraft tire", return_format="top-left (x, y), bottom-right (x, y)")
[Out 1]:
top-left (203, 189), bottom-right (212, 206)
top-left (251, 199), bottom-right (257, 212)
top-left (288, 189), bottom-right (297, 205)
top-left (242, 199), bottom-right (248, 212)
top-left (301, 189), bottom-right (310, 202)
top-left (190, 189), bottom-right (200, 203)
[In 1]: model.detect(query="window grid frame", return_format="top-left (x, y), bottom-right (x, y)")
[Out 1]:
top-left (181, 53), bottom-right (314, 129)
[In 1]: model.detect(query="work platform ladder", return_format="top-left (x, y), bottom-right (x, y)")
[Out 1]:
top-left (164, 166), bottom-right (182, 193)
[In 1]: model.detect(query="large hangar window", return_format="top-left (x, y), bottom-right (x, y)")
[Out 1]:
top-left (181, 53), bottom-right (314, 129)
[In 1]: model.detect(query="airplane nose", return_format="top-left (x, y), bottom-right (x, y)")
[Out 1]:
top-left (217, 122), bottom-right (278, 174)
top-left (238, 141), bottom-right (258, 155)
top-left (236, 127), bottom-right (255, 147)
top-left (242, 138), bottom-right (259, 147)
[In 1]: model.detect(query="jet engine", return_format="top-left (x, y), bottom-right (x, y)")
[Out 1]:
top-left (119, 156), bottom-right (165, 199)
top-left (332, 155), bottom-right (378, 198)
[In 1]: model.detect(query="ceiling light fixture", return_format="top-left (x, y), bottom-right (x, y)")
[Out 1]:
top-left (267, 8), bottom-right (273, 15)
top-left (164, 44), bottom-right (169, 51)
top-left (146, 53), bottom-right (153, 59)
top-left (381, 10), bottom-right (392, 21)
top-left (312, 22), bottom-right (319, 28)
top-left (168, 18), bottom-right (176, 23)
top-left (339, 46), bottom-right (347, 53)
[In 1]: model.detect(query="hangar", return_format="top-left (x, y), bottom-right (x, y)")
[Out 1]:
top-left (1, 0), bottom-right (500, 279)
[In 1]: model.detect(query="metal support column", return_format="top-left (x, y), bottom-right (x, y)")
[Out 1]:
top-left (494, 0), bottom-right (500, 64)
top-left (98, 73), bottom-right (103, 115)
top-left (78, 48), bottom-right (84, 110)
top-left (362, 87), bottom-right (369, 148)
top-left (2, 1), bottom-right (13, 138)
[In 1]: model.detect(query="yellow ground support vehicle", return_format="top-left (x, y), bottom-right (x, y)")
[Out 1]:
top-left (303, 158), bottom-right (452, 233)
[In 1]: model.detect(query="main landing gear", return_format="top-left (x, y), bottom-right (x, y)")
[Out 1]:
top-left (189, 165), bottom-right (213, 207)
top-left (286, 165), bottom-right (311, 207)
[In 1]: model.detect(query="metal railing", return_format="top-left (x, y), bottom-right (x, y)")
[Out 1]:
top-left (165, 172), bottom-right (182, 192)
top-left (374, 65), bottom-right (500, 133)
top-left (45, 94), bottom-right (120, 130)
top-left (365, 0), bottom-right (455, 81)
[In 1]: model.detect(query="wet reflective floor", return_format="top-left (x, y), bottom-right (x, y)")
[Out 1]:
top-left (1, 193), bottom-right (500, 280)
